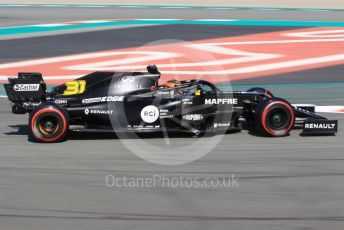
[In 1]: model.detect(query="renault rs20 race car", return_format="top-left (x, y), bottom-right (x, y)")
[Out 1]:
top-left (4, 65), bottom-right (338, 142)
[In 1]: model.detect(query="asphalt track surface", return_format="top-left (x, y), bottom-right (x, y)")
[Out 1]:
top-left (0, 6), bottom-right (344, 230)
top-left (1, 6), bottom-right (344, 27)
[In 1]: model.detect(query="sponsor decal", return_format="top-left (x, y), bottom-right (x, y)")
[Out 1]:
top-left (296, 107), bottom-right (312, 114)
top-left (214, 123), bottom-right (231, 128)
top-left (182, 98), bottom-right (193, 105)
top-left (54, 99), bottom-right (68, 104)
top-left (205, 98), bottom-right (238, 105)
top-left (131, 124), bottom-right (161, 128)
top-left (121, 76), bottom-right (135, 82)
top-left (304, 123), bottom-right (336, 129)
top-left (13, 84), bottom-right (40, 92)
top-left (113, 83), bottom-right (143, 90)
top-left (84, 108), bottom-right (113, 115)
top-left (157, 90), bottom-right (175, 96)
top-left (159, 109), bottom-right (174, 119)
top-left (140, 105), bottom-right (159, 123)
top-left (143, 125), bottom-right (160, 128)
top-left (22, 101), bottom-right (41, 106)
top-left (157, 91), bottom-right (170, 95)
top-left (82, 96), bottom-right (124, 104)
top-left (183, 114), bottom-right (204, 121)
top-left (113, 76), bottom-right (142, 90)
top-left (302, 120), bottom-right (338, 134)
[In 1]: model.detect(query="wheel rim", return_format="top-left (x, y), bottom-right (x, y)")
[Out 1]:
top-left (38, 115), bottom-right (60, 135)
top-left (268, 108), bottom-right (288, 129)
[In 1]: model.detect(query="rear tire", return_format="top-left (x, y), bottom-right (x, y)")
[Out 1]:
top-left (29, 103), bottom-right (69, 143)
top-left (255, 98), bottom-right (295, 137)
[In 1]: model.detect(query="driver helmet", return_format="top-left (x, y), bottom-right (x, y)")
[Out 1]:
top-left (163, 79), bottom-right (181, 88)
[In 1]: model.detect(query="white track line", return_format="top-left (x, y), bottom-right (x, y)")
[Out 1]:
top-left (293, 104), bottom-right (344, 113)
top-left (315, 106), bottom-right (344, 113)
top-left (32, 24), bottom-right (67, 27)
top-left (80, 20), bottom-right (111, 23)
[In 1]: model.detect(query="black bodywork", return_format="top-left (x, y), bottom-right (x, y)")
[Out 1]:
top-left (4, 66), bottom-right (338, 137)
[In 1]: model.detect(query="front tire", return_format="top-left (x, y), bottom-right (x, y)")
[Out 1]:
top-left (29, 103), bottom-right (69, 143)
top-left (255, 98), bottom-right (295, 137)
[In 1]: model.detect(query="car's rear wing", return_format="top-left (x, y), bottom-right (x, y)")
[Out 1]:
top-left (4, 72), bottom-right (47, 114)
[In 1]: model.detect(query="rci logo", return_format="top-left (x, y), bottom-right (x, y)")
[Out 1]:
top-left (140, 105), bottom-right (159, 123)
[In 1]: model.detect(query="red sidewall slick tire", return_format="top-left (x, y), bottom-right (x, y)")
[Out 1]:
top-left (29, 104), bottom-right (69, 143)
top-left (255, 98), bottom-right (295, 137)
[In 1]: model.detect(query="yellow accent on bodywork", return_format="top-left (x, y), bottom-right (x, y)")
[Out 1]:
top-left (63, 80), bottom-right (86, 96)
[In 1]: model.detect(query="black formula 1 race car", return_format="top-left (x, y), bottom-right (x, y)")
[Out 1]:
top-left (4, 65), bottom-right (338, 142)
